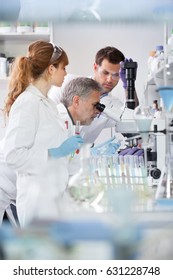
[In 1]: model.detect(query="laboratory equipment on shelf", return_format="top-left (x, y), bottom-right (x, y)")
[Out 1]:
top-left (147, 50), bottom-right (156, 80)
top-left (153, 33), bottom-right (173, 200)
top-left (154, 62), bottom-right (173, 88)
top-left (155, 86), bottom-right (173, 201)
top-left (154, 37), bottom-right (173, 200)
top-left (0, 53), bottom-right (7, 78)
top-left (151, 45), bottom-right (164, 74)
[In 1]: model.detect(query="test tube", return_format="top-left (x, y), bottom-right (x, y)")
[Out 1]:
top-left (124, 155), bottom-right (131, 186)
top-left (119, 155), bottom-right (125, 185)
top-left (75, 120), bottom-right (80, 154)
top-left (75, 120), bottom-right (80, 135)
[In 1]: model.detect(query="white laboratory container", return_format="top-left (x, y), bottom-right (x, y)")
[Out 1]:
top-left (0, 54), bottom-right (7, 78)
top-left (147, 50), bottom-right (156, 79)
top-left (150, 45), bottom-right (164, 76)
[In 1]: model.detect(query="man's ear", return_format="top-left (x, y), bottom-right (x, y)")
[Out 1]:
top-left (72, 95), bottom-right (80, 107)
top-left (93, 63), bottom-right (98, 71)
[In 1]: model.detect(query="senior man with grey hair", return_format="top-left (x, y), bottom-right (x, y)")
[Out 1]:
top-left (57, 76), bottom-right (103, 175)
top-left (59, 76), bottom-right (103, 126)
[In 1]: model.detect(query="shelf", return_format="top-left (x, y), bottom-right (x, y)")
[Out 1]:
top-left (0, 77), bottom-right (10, 81)
top-left (0, 32), bottom-right (50, 41)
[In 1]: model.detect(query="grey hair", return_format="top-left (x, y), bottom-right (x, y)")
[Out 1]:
top-left (60, 77), bottom-right (103, 107)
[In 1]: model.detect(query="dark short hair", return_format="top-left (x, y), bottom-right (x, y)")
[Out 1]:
top-left (95, 46), bottom-right (125, 65)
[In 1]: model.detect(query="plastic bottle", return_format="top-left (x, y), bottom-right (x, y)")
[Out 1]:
top-left (156, 45), bottom-right (164, 69)
top-left (147, 50), bottom-right (156, 79)
top-left (151, 45), bottom-right (164, 74)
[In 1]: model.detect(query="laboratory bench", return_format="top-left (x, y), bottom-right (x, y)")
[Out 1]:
top-left (1, 190), bottom-right (173, 260)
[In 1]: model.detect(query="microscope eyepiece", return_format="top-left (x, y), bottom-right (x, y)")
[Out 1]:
top-left (95, 102), bottom-right (105, 112)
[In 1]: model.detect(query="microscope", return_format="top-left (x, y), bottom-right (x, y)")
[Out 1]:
top-left (95, 59), bottom-right (164, 184)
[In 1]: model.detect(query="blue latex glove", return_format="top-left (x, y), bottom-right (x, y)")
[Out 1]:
top-left (48, 135), bottom-right (84, 158)
top-left (119, 58), bottom-right (133, 89)
top-left (91, 136), bottom-right (121, 156)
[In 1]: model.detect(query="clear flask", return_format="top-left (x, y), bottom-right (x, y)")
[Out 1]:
top-left (68, 143), bottom-right (105, 208)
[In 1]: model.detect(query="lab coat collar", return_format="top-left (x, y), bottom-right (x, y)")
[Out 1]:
top-left (27, 84), bottom-right (59, 116)
top-left (57, 103), bottom-right (75, 125)
top-left (66, 107), bottom-right (75, 125)
top-left (101, 93), bottom-right (109, 99)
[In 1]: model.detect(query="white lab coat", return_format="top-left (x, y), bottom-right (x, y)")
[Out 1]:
top-left (3, 85), bottom-right (69, 227)
top-left (57, 103), bottom-right (81, 176)
top-left (0, 138), bottom-right (17, 226)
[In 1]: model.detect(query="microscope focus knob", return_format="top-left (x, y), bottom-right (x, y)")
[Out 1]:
top-left (150, 168), bottom-right (161, 180)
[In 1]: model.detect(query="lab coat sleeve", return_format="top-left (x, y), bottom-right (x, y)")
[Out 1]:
top-left (80, 114), bottom-right (116, 144)
top-left (3, 94), bottom-right (44, 173)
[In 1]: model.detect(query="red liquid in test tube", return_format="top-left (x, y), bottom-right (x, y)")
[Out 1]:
top-left (65, 121), bottom-right (68, 129)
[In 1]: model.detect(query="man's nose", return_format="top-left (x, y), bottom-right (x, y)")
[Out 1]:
top-left (106, 74), bottom-right (113, 81)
